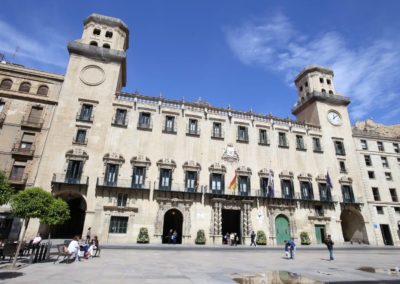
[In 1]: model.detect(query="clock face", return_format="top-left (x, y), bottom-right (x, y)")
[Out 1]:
top-left (327, 111), bottom-right (342, 126)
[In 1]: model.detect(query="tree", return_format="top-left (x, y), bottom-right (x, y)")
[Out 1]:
top-left (40, 198), bottom-right (70, 238)
top-left (0, 170), bottom-right (14, 206)
top-left (10, 188), bottom-right (54, 268)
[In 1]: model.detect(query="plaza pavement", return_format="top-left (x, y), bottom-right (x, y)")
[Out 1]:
top-left (1, 245), bottom-right (400, 283)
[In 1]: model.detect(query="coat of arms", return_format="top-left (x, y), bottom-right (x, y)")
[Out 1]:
top-left (222, 144), bottom-right (239, 163)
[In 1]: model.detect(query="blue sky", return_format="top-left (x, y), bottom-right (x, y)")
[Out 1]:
top-left (1, 1), bottom-right (400, 125)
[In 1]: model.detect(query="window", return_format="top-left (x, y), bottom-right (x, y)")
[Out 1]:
top-left (93, 28), bottom-right (101, 35)
top-left (389, 188), bottom-right (398, 202)
top-left (185, 171), bottom-right (197, 192)
top-left (164, 116), bottom-right (176, 133)
top-left (19, 132), bottom-right (34, 151)
top-left (132, 166), bottom-right (145, 188)
top-left (394, 207), bottom-right (400, 215)
top-left (300, 181), bottom-right (313, 200)
top-left (113, 109), bottom-right (127, 126)
top-left (238, 176), bottom-right (250, 196)
top-left (341, 185), bottom-right (354, 203)
top-left (368, 171), bottom-right (375, 179)
top-left (103, 44), bottom-right (110, 49)
top-left (210, 173), bottom-right (224, 192)
top-left (385, 172), bottom-right (392, 180)
top-left (19, 82), bottom-right (31, 93)
top-left (328, 90), bottom-right (334, 95)
top-left (105, 31), bottom-right (113, 38)
top-left (138, 112), bottom-right (151, 129)
top-left (281, 179), bottom-right (293, 198)
top-left (312, 137), bottom-right (322, 152)
top-left (376, 206), bottom-right (384, 215)
top-left (259, 129), bottom-right (269, 145)
top-left (393, 143), bottom-right (399, 153)
top-left (188, 119), bottom-right (199, 135)
top-left (305, 82), bottom-right (308, 87)
top-left (90, 41), bottom-right (98, 46)
top-left (212, 122), bottom-right (223, 138)
top-left (10, 165), bottom-right (25, 182)
top-left (372, 187), bottom-right (380, 201)
top-left (260, 177), bottom-right (269, 197)
top-left (321, 89), bottom-right (326, 93)
top-left (364, 155), bottom-right (372, 166)
top-left (381, 156), bottom-right (389, 168)
top-left (315, 205), bottom-right (324, 217)
top-left (237, 126), bottom-right (249, 142)
top-left (339, 161), bottom-right (347, 173)
top-left (37, 85), bottom-right (49, 96)
top-left (65, 160), bottom-right (83, 184)
top-left (296, 135), bottom-right (305, 150)
top-left (105, 164), bottom-right (119, 186)
top-left (299, 86), bottom-right (303, 92)
top-left (74, 129), bottom-right (87, 144)
top-left (319, 78), bottom-right (324, 83)
top-left (327, 79), bottom-right (331, 85)
top-left (334, 140), bottom-right (346, 155)
top-left (377, 141), bottom-right (384, 152)
top-left (0, 79), bottom-right (12, 90)
top-left (159, 168), bottom-right (172, 190)
top-left (109, 216), bottom-right (128, 234)
top-left (360, 139), bottom-right (368, 150)
top-left (117, 193), bottom-right (128, 207)
top-left (78, 104), bottom-right (93, 122)
top-left (278, 132), bottom-right (288, 148)
top-left (318, 183), bottom-right (332, 201)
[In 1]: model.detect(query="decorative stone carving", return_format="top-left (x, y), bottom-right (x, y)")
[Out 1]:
top-left (236, 166), bottom-right (252, 176)
top-left (182, 161), bottom-right (201, 172)
top-left (279, 170), bottom-right (294, 178)
top-left (339, 176), bottom-right (353, 184)
top-left (80, 65), bottom-right (106, 86)
top-left (222, 143), bottom-right (239, 163)
top-left (156, 158), bottom-right (176, 170)
top-left (258, 168), bottom-right (274, 177)
top-left (130, 155), bottom-right (151, 169)
top-left (103, 153), bottom-right (125, 165)
top-left (209, 163), bottom-right (226, 174)
top-left (154, 199), bottom-right (192, 237)
top-left (316, 174), bottom-right (327, 182)
top-left (297, 173), bottom-right (312, 181)
top-left (65, 149), bottom-right (89, 160)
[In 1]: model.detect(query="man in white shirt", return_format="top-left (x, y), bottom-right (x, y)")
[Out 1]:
top-left (67, 236), bottom-right (80, 261)
top-left (32, 234), bottom-right (42, 245)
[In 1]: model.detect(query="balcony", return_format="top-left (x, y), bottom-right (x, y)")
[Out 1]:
top-left (313, 147), bottom-right (323, 153)
top-left (21, 116), bottom-right (44, 130)
top-left (186, 126), bottom-right (201, 137)
top-left (72, 137), bottom-right (88, 146)
top-left (97, 178), bottom-right (150, 190)
top-left (296, 145), bottom-right (307, 151)
top-left (137, 120), bottom-right (153, 131)
top-left (11, 143), bottom-right (35, 157)
top-left (236, 133), bottom-right (249, 143)
top-left (52, 173), bottom-right (89, 185)
top-left (258, 138), bottom-right (270, 146)
top-left (9, 173), bottom-right (28, 186)
top-left (76, 113), bottom-right (94, 123)
top-left (340, 195), bottom-right (363, 205)
top-left (154, 182), bottom-right (204, 193)
top-left (111, 116), bottom-right (128, 128)
top-left (278, 140), bottom-right (289, 148)
top-left (211, 129), bottom-right (224, 140)
top-left (162, 124), bottom-right (177, 134)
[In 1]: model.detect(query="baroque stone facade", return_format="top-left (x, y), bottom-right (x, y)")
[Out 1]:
top-left (0, 14), bottom-right (399, 246)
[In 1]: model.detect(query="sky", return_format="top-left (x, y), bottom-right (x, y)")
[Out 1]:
top-left (1, 1), bottom-right (400, 125)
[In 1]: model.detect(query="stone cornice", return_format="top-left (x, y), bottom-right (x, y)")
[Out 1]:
top-left (292, 91), bottom-right (351, 115)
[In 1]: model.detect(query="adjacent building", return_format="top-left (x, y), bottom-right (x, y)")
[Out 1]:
top-left (0, 14), bottom-right (398, 246)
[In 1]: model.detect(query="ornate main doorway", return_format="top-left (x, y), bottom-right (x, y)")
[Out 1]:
top-left (162, 208), bottom-right (183, 244)
top-left (221, 209), bottom-right (241, 244)
top-left (275, 215), bottom-right (290, 245)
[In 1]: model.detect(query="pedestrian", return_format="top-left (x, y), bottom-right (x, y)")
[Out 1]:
top-left (168, 229), bottom-right (173, 244)
top-left (288, 239), bottom-right (296, 259)
top-left (230, 232), bottom-right (235, 246)
top-left (250, 231), bottom-right (257, 247)
top-left (234, 233), bottom-right (239, 246)
top-left (284, 240), bottom-right (290, 258)
top-left (172, 230), bottom-right (178, 244)
top-left (325, 235), bottom-right (335, 261)
top-left (67, 235), bottom-right (81, 262)
top-left (86, 227), bottom-right (91, 244)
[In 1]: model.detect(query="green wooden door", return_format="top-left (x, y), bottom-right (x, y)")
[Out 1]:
top-left (275, 215), bottom-right (290, 245)
top-left (315, 225), bottom-right (325, 244)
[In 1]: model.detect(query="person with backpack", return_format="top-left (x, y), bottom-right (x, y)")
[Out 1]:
top-left (325, 235), bottom-right (335, 261)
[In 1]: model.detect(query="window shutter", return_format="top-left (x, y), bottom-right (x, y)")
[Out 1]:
top-left (280, 179), bottom-right (284, 197)
top-left (66, 160), bottom-right (73, 178)
top-left (247, 176), bottom-right (251, 194)
top-left (209, 174), bottom-right (212, 191)
top-left (309, 182), bottom-right (314, 199)
top-left (290, 179), bottom-right (294, 197)
top-left (77, 161), bottom-right (83, 180)
top-left (168, 169), bottom-right (172, 189)
top-left (221, 174), bottom-right (225, 191)
top-left (185, 171), bottom-right (188, 189)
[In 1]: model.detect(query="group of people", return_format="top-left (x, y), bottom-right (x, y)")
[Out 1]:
top-left (223, 232), bottom-right (240, 246)
top-left (283, 235), bottom-right (335, 261)
top-left (65, 227), bottom-right (99, 262)
top-left (166, 229), bottom-right (178, 244)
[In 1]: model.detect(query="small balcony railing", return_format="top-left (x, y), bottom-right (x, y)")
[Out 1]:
top-left (313, 147), bottom-right (323, 153)
top-left (9, 173), bottom-right (28, 185)
top-left (186, 125), bottom-right (201, 136)
top-left (137, 120), bottom-right (153, 130)
top-left (154, 182), bottom-right (201, 193)
top-left (211, 129), bottom-right (224, 139)
top-left (11, 143), bottom-right (35, 157)
top-left (278, 140), bottom-right (289, 148)
top-left (76, 113), bottom-right (94, 123)
top-left (162, 124), bottom-right (177, 134)
top-left (236, 133), bottom-right (249, 143)
top-left (72, 137), bottom-right (88, 145)
top-left (111, 116), bottom-right (128, 127)
top-left (52, 173), bottom-right (89, 185)
top-left (97, 178), bottom-right (150, 190)
top-left (21, 116), bottom-right (44, 129)
top-left (340, 195), bottom-right (363, 204)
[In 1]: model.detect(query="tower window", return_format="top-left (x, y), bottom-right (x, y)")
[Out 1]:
top-left (321, 89), bottom-right (326, 93)
top-left (105, 31), bottom-right (113, 38)
top-left (19, 82), bottom-right (31, 93)
top-left (327, 79), bottom-right (331, 85)
top-left (319, 78), bottom-right (324, 83)
top-left (361, 139), bottom-right (368, 150)
top-left (93, 28), bottom-right (101, 36)
top-left (372, 187), bottom-right (380, 201)
top-left (368, 171), bottom-right (375, 179)
top-left (328, 90), bottom-right (334, 95)
top-left (37, 85), bottom-right (49, 96)
top-left (0, 79), bottom-right (12, 90)
top-left (90, 41), bottom-right (98, 46)
top-left (376, 206), bottom-right (384, 215)
top-left (103, 44), bottom-right (110, 49)
top-left (364, 155), bottom-right (372, 166)
top-left (299, 86), bottom-right (303, 92)
top-left (339, 161), bottom-right (347, 173)
top-left (305, 82), bottom-right (308, 87)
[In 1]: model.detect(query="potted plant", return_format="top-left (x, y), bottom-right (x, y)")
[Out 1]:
top-left (195, 229), bottom-right (206, 245)
top-left (137, 227), bottom-right (150, 243)
top-left (256, 230), bottom-right (267, 245)
top-left (300, 231), bottom-right (311, 245)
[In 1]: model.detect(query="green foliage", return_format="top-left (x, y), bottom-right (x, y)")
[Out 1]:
top-left (256, 230), bottom-right (267, 245)
top-left (40, 198), bottom-right (70, 226)
top-left (10, 187), bottom-right (54, 219)
top-left (300, 231), bottom-right (311, 245)
top-left (137, 227), bottom-right (149, 243)
top-left (195, 229), bottom-right (206, 245)
top-left (0, 171), bottom-right (14, 206)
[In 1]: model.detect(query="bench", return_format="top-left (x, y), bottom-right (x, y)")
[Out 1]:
top-left (54, 244), bottom-right (73, 264)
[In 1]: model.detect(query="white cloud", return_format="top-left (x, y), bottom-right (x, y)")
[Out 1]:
top-left (0, 19), bottom-right (68, 70)
top-left (225, 12), bottom-right (400, 122)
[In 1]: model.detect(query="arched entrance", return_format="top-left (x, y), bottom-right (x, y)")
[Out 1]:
top-left (162, 208), bottom-right (183, 244)
top-left (340, 209), bottom-right (368, 243)
top-left (275, 214), bottom-right (290, 245)
top-left (50, 193), bottom-right (87, 239)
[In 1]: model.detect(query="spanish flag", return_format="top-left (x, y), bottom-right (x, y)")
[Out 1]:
top-left (228, 172), bottom-right (237, 191)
